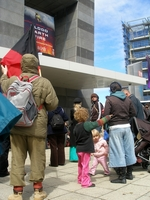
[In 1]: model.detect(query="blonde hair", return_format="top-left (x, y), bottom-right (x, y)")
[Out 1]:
top-left (92, 129), bottom-right (101, 138)
top-left (74, 107), bottom-right (89, 122)
top-left (74, 103), bottom-right (82, 111)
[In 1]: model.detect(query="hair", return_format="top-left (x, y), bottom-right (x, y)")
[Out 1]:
top-left (110, 81), bottom-right (122, 93)
top-left (74, 103), bottom-right (82, 111)
top-left (74, 107), bottom-right (89, 122)
top-left (73, 98), bottom-right (82, 104)
top-left (91, 93), bottom-right (99, 100)
top-left (122, 88), bottom-right (131, 96)
top-left (91, 129), bottom-right (101, 138)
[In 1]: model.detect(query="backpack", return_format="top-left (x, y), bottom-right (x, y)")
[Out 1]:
top-left (50, 112), bottom-right (64, 130)
top-left (6, 75), bottom-right (39, 127)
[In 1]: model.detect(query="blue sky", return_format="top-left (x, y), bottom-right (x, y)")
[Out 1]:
top-left (94, 0), bottom-right (150, 105)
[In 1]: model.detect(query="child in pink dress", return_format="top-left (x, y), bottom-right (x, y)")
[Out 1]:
top-left (89, 129), bottom-right (110, 176)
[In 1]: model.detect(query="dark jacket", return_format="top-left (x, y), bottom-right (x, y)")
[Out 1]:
top-left (69, 108), bottom-right (78, 146)
top-left (47, 106), bottom-right (69, 135)
top-left (73, 116), bottom-right (111, 153)
top-left (90, 101), bottom-right (104, 121)
top-left (74, 123), bottom-right (95, 153)
top-left (129, 94), bottom-right (145, 120)
top-left (104, 91), bottom-right (136, 126)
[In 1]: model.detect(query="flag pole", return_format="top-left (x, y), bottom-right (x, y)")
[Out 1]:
top-left (38, 66), bottom-right (42, 77)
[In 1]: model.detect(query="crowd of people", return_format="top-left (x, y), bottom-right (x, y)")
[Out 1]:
top-left (0, 54), bottom-right (150, 199)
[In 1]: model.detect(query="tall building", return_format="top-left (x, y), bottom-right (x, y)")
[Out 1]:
top-left (122, 17), bottom-right (150, 100)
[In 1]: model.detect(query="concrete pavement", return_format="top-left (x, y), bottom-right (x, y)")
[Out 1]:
top-left (0, 148), bottom-right (150, 200)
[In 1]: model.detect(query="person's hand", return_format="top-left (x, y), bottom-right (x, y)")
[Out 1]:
top-left (1, 65), bottom-right (8, 75)
top-left (109, 114), bottom-right (113, 118)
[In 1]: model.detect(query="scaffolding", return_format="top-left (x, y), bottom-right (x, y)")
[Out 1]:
top-left (122, 17), bottom-right (150, 100)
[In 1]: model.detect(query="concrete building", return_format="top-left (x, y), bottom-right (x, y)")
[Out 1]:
top-left (0, 0), bottom-right (146, 115)
top-left (122, 17), bottom-right (150, 100)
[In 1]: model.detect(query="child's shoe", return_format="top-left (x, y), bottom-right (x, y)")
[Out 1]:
top-left (8, 192), bottom-right (23, 200)
top-left (89, 173), bottom-right (95, 176)
top-left (88, 183), bottom-right (95, 187)
top-left (104, 172), bottom-right (110, 176)
top-left (33, 189), bottom-right (47, 200)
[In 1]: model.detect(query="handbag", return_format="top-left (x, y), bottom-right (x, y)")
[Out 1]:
top-left (0, 93), bottom-right (22, 154)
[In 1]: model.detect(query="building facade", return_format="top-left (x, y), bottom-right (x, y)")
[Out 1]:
top-left (0, 0), bottom-right (146, 115)
top-left (122, 17), bottom-right (150, 100)
top-left (0, 0), bottom-right (95, 114)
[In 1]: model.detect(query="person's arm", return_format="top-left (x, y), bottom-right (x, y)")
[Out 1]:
top-left (0, 65), bottom-right (17, 93)
top-left (94, 141), bottom-right (108, 157)
top-left (43, 79), bottom-right (59, 111)
top-left (84, 115), bottom-right (111, 132)
top-left (61, 108), bottom-right (69, 122)
top-left (93, 147), bottom-right (106, 157)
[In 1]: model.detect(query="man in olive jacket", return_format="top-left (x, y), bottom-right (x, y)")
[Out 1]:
top-left (0, 54), bottom-right (58, 200)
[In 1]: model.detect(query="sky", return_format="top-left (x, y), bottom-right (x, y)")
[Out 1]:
top-left (93, 0), bottom-right (150, 105)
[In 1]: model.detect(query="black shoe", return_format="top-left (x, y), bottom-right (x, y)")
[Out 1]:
top-left (49, 164), bottom-right (58, 167)
top-left (126, 173), bottom-right (133, 180)
top-left (88, 183), bottom-right (95, 187)
top-left (0, 171), bottom-right (10, 177)
top-left (111, 178), bottom-right (126, 184)
top-left (89, 173), bottom-right (95, 176)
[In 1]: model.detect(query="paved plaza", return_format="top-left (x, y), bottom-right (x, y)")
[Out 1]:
top-left (0, 148), bottom-right (150, 200)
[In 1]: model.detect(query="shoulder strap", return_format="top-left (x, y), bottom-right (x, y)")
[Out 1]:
top-left (95, 102), bottom-right (101, 120)
top-left (17, 75), bottom-right (39, 82)
top-left (29, 75), bottom-right (39, 82)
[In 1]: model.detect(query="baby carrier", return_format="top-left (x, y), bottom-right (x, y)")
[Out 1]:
top-left (131, 117), bottom-right (150, 172)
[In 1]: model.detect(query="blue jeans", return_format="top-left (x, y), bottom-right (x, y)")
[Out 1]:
top-left (109, 126), bottom-right (136, 167)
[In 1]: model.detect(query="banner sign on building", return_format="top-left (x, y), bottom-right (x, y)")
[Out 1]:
top-left (24, 6), bottom-right (55, 56)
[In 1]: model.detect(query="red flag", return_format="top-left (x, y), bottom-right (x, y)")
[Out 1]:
top-left (0, 24), bottom-right (40, 77)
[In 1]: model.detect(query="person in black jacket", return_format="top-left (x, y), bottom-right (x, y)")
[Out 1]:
top-left (47, 106), bottom-right (69, 167)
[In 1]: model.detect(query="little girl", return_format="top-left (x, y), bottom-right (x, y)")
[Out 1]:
top-left (89, 129), bottom-right (110, 176)
top-left (73, 107), bottom-right (111, 188)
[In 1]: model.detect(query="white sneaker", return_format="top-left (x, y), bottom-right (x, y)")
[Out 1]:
top-left (8, 192), bottom-right (23, 200)
top-left (33, 189), bottom-right (47, 200)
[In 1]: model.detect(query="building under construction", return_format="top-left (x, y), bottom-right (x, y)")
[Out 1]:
top-left (122, 17), bottom-right (150, 100)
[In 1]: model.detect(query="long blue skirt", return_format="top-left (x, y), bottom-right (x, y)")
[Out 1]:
top-left (69, 147), bottom-right (78, 161)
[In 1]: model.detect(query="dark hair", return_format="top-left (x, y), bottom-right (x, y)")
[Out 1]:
top-left (91, 93), bottom-right (99, 100)
top-left (73, 98), bottom-right (82, 104)
top-left (110, 82), bottom-right (122, 93)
